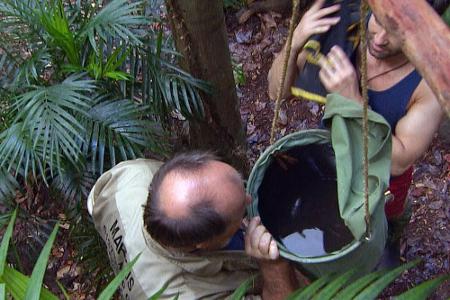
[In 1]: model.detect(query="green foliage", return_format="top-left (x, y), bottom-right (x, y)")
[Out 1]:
top-left (2, 267), bottom-right (59, 300)
top-left (443, 5), bottom-right (450, 26)
top-left (240, 260), bottom-right (448, 300)
top-left (232, 61), bottom-right (246, 86)
top-left (148, 283), bottom-right (170, 300)
top-left (394, 274), bottom-right (450, 300)
top-left (97, 254), bottom-right (141, 300)
top-left (0, 209), bottom-right (58, 299)
top-left (0, 0), bottom-right (209, 293)
top-left (0, 209), bottom-right (140, 299)
top-left (0, 209), bottom-right (17, 275)
top-left (223, 0), bottom-right (245, 10)
top-left (25, 223), bottom-right (60, 300)
top-left (230, 276), bottom-right (256, 300)
top-left (0, 0), bottom-right (209, 203)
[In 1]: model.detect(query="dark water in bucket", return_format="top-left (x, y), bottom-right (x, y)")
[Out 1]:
top-left (258, 143), bottom-right (354, 257)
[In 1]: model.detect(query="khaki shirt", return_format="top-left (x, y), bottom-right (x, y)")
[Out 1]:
top-left (87, 159), bottom-right (259, 299)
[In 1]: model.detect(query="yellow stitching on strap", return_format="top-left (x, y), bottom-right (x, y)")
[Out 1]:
top-left (303, 40), bottom-right (324, 65)
top-left (291, 87), bottom-right (327, 104)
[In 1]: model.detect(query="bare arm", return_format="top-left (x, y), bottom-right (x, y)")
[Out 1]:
top-left (267, 38), bottom-right (305, 100)
top-left (319, 47), bottom-right (444, 176)
top-left (258, 259), bottom-right (298, 300)
top-left (390, 81), bottom-right (443, 176)
top-left (267, 0), bottom-right (341, 100)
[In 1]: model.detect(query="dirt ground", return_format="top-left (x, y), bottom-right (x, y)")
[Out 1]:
top-left (226, 10), bottom-right (450, 299)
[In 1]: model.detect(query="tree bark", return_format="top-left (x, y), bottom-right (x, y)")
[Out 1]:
top-left (165, 0), bottom-right (249, 174)
top-left (367, 0), bottom-right (450, 117)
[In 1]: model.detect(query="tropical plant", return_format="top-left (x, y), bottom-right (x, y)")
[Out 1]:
top-left (0, 0), bottom-right (210, 286)
top-left (230, 261), bottom-right (449, 300)
top-left (0, 208), bottom-right (141, 299)
top-left (0, 0), bottom-right (209, 205)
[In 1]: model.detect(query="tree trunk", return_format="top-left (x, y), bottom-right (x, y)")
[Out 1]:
top-left (165, 0), bottom-right (249, 174)
top-left (367, 0), bottom-right (450, 117)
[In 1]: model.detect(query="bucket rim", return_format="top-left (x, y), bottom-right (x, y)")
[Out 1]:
top-left (246, 129), bottom-right (361, 262)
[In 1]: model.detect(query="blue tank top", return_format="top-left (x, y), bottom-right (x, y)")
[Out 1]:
top-left (368, 70), bottom-right (422, 133)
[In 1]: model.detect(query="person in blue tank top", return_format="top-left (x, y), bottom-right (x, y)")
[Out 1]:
top-left (268, 0), bottom-right (447, 264)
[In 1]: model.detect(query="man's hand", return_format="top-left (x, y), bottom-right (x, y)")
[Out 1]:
top-left (267, 0), bottom-right (341, 100)
top-left (319, 46), bottom-right (363, 103)
top-left (293, 0), bottom-right (341, 51)
top-left (245, 217), bottom-right (300, 299)
top-left (245, 216), bottom-right (279, 260)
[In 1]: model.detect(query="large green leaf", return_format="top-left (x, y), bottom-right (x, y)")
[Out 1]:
top-left (148, 282), bottom-right (170, 300)
top-left (97, 254), bottom-right (141, 300)
top-left (1, 266), bottom-right (58, 300)
top-left (0, 283), bottom-right (5, 299)
top-left (0, 209), bottom-right (17, 276)
top-left (395, 274), bottom-right (450, 300)
top-left (24, 223), bottom-right (59, 300)
top-left (230, 276), bottom-right (256, 300)
top-left (286, 273), bottom-right (334, 300)
top-left (335, 270), bottom-right (385, 300)
top-left (282, 260), bottom-right (446, 299)
top-left (312, 269), bottom-right (355, 299)
top-left (353, 260), bottom-right (420, 300)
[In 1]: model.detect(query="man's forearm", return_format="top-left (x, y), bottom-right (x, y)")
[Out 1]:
top-left (259, 259), bottom-right (298, 300)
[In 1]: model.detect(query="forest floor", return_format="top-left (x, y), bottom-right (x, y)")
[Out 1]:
top-left (226, 10), bottom-right (450, 299)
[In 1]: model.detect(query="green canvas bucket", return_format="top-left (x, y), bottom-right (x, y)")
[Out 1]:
top-left (246, 94), bottom-right (392, 277)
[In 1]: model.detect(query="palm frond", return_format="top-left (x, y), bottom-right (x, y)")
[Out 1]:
top-left (0, 168), bottom-right (19, 203)
top-left (52, 161), bottom-right (97, 205)
top-left (280, 259), bottom-right (447, 300)
top-left (0, 122), bottom-right (44, 180)
top-left (130, 40), bottom-right (210, 120)
top-left (79, 0), bottom-right (148, 52)
top-left (39, 0), bottom-right (80, 65)
top-left (7, 48), bottom-right (51, 88)
top-left (0, 75), bottom-right (95, 179)
top-left (0, 0), bottom-right (42, 39)
top-left (82, 95), bottom-right (164, 174)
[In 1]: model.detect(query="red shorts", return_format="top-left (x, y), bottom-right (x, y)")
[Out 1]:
top-left (385, 167), bottom-right (413, 220)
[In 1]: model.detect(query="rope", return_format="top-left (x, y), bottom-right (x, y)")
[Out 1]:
top-left (269, 0), bottom-right (301, 144)
top-left (269, 0), bottom-right (373, 239)
top-left (359, 0), bottom-right (371, 238)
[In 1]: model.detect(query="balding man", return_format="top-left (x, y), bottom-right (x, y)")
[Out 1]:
top-left (87, 152), bottom-right (298, 299)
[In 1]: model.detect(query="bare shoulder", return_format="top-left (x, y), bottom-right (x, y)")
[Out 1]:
top-left (407, 78), bottom-right (442, 113)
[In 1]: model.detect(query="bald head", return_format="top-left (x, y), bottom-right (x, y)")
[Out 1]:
top-left (158, 160), bottom-right (242, 219)
top-left (143, 152), bottom-right (247, 249)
